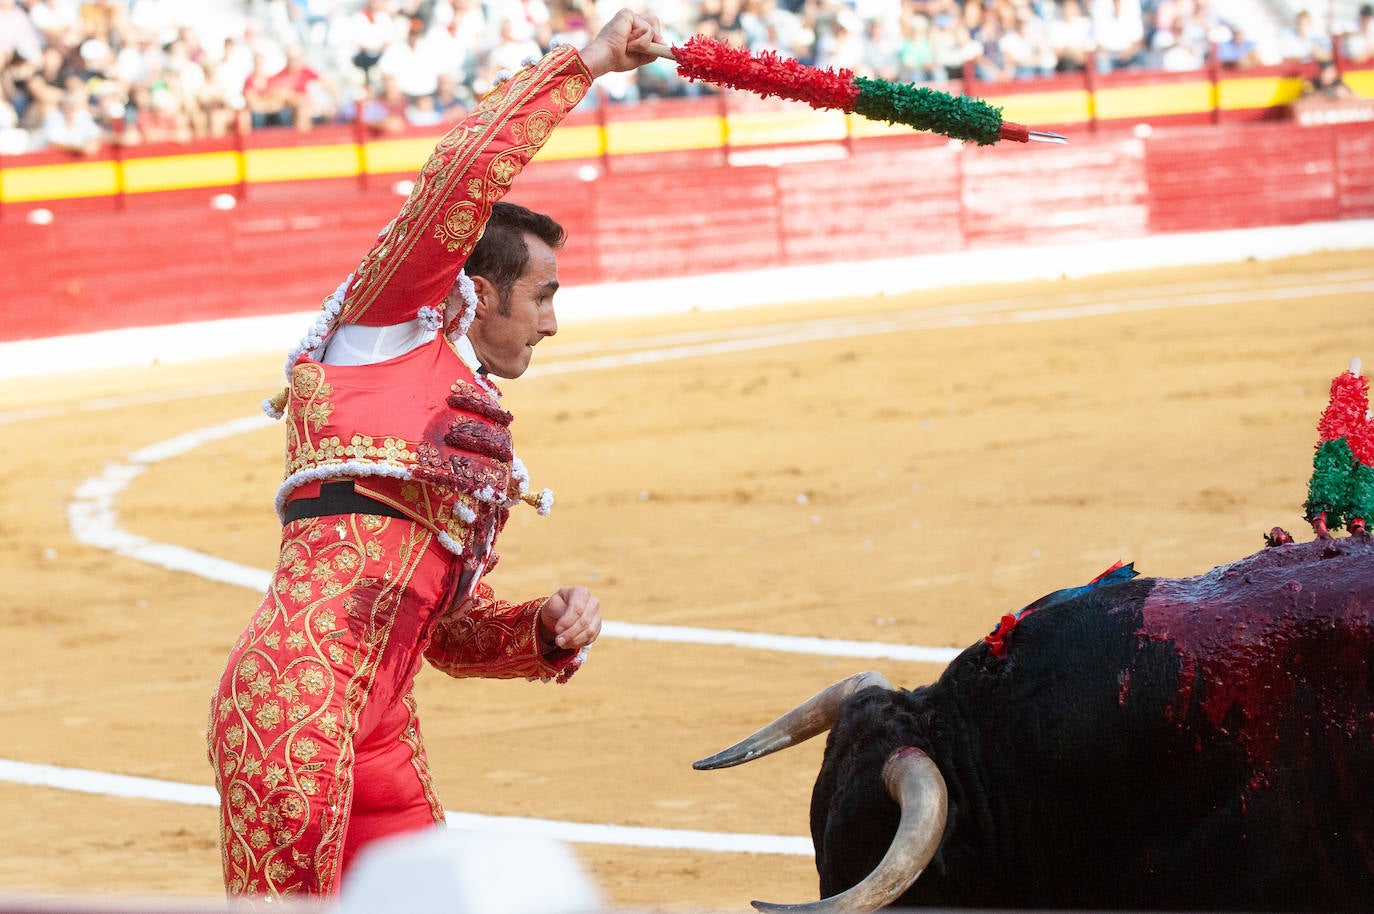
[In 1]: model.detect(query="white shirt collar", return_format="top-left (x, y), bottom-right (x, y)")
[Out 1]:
top-left (451, 333), bottom-right (485, 375)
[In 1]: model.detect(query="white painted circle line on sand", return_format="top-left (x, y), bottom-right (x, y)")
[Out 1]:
top-left (0, 759), bottom-right (811, 856)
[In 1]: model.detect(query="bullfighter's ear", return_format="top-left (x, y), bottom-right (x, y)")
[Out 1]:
top-left (468, 274), bottom-right (498, 316)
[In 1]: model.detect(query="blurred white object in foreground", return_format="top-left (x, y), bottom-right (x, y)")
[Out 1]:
top-left (334, 828), bottom-right (602, 914)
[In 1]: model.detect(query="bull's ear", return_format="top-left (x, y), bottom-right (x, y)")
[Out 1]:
top-left (751, 747), bottom-right (948, 914)
top-left (693, 672), bottom-right (894, 770)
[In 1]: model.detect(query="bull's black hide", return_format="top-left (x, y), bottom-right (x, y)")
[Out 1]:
top-left (813, 535), bottom-right (1374, 911)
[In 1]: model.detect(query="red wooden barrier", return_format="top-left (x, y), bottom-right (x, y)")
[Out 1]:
top-left (1, 117), bottom-right (1370, 343)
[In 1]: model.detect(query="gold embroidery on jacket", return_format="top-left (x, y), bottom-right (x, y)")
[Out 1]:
top-left (490, 157), bottom-right (518, 185)
top-left (338, 47), bottom-right (584, 324)
top-left (435, 202), bottom-right (481, 254)
top-left (290, 364), bottom-right (335, 432)
top-left (285, 434), bottom-right (419, 476)
top-left (561, 75), bottom-right (588, 104)
top-left (524, 112), bottom-right (553, 145)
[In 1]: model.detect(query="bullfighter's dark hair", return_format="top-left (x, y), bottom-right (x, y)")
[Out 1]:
top-left (465, 202), bottom-right (566, 315)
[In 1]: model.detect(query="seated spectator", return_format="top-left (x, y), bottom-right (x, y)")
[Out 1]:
top-left (816, 8), bottom-right (867, 71)
top-left (249, 44), bottom-right (333, 131)
top-left (404, 90), bottom-right (441, 126)
top-left (1002, 7), bottom-right (1058, 80)
top-left (1344, 4), bottom-right (1374, 64)
top-left (347, 0), bottom-right (401, 84)
top-left (173, 24), bottom-right (210, 67)
top-left (164, 38), bottom-right (205, 108)
top-left (898, 12), bottom-right (945, 83)
top-left (127, 79), bottom-right (193, 143)
top-left (273, 44), bottom-right (337, 129)
top-left (487, 17), bottom-right (545, 75)
top-left (75, 36), bottom-right (117, 97)
top-left (1215, 23), bottom-right (1260, 69)
top-left (425, 0), bottom-right (486, 81)
top-left (1302, 60), bottom-right (1354, 99)
top-left (92, 79), bottom-right (131, 141)
top-left (24, 45), bottom-right (72, 115)
top-left (860, 16), bottom-right (902, 80)
top-left (1278, 10), bottom-right (1331, 63)
top-left (114, 28), bottom-right (161, 89)
top-left (194, 61), bottom-right (238, 137)
top-left (968, 5), bottom-right (1013, 81)
top-left (746, 0), bottom-right (810, 59)
top-left (930, 13), bottom-right (975, 81)
top-left (360, 71), bottom-right (408, 135)
top-left (1092, 0), bottom-right (1146, 72)
top-left (1148, 15), bottom-right (1206, 71)
top-left (737, 0), bottom-right (772, 49)
top-left (432, 71), bottom-right (470, 120)
top-left (1049, 0), bottom-right (1095, 72)
top-left (216, 33), bottom-right (255, 108)
top-left (377, 16), bottom-right (441, 102)
top-left (42, 87), bottom-right (102, 154)
top-left (241, 52), bottom-right (291, 128)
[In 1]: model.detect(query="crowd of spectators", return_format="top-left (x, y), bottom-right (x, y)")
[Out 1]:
top-left (2, 0), bottom-right (1372, 156)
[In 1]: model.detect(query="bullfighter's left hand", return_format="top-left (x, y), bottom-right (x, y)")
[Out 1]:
top-left (539, 586), bottom-right (602, 651)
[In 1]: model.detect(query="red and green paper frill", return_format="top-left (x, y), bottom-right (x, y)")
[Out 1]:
top-left (1304, 363), bottom-right (1374, 535)
top-left (670, 36), bottom-right (1010, 146)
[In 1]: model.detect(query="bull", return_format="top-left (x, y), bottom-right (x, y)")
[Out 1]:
top-left (695, 534), bottom-right (1374, 912)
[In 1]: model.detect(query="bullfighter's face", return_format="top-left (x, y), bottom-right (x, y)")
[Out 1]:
top-left (468, 232), bottom-right (560, 379)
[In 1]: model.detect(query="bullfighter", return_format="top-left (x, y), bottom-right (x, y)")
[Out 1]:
top-left (206, 9), bottom-right (664, 897)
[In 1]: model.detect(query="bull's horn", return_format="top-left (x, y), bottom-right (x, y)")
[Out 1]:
top-left (752, 747), bottom-right (948, 914)
top-left (692, 671), bottom-right (893, 770)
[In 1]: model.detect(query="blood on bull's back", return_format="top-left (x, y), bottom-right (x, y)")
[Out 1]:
top-left (890, 534), bottom-right (1374, 911)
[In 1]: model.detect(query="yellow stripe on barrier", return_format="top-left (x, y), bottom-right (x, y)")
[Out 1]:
top-left (243, 143), bottom-right (359, 183)
top-left (1341, 70), bottom-right (1374, 97)
top-left (730, 109), bottom-right (847, 145)
top-left (1, 159), bottom-right (119, 202)
top-left (538, 124), bottom-right (606, 160)
top-left (1218, 75), bottom-right (1306, 110)
top-left (1094, 80), bottom-right (1215, 120)
top-left (991, 89), bottom-right (1093, 128)
top-left (845, 112), bottom-right (915, 139)
top-left (605, 115), bottom-right (724, 154)
top-left (122, 151), bottom-right (242, 193)
top-left (360, 137), bottom-right (432, 176)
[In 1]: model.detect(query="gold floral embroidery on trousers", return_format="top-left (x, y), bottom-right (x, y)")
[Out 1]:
top-left (207, 516), bottom-right (433, 896)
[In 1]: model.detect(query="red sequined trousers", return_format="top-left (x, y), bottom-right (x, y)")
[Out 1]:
top-left (206, 512), bottom-right (560, 896)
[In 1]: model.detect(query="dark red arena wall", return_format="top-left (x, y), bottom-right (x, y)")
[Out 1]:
top-left (2, 118), bottom-right (1372, 343)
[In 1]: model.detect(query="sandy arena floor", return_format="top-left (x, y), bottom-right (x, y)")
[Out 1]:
top-left (0, 249), bottom-right (1371, 911)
